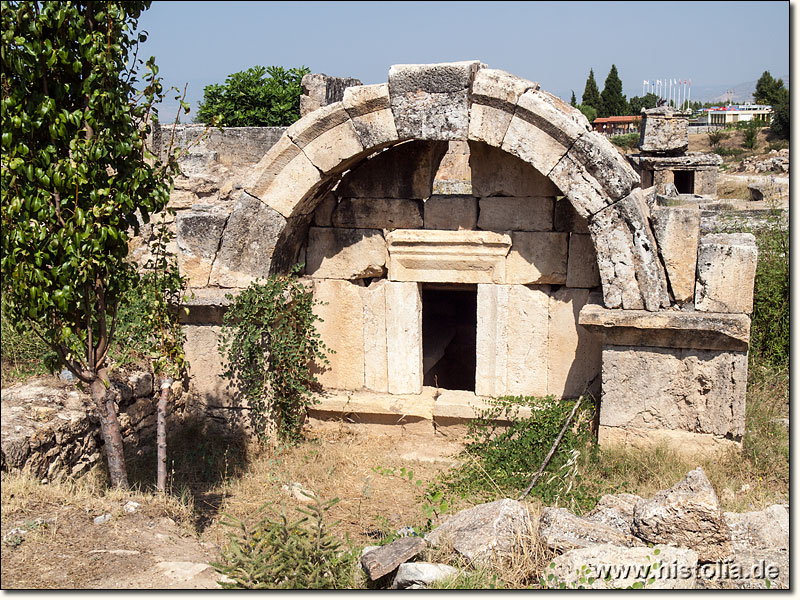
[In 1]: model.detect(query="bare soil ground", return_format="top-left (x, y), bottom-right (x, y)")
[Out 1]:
top-left (1, 423), bottom-right (482, 589)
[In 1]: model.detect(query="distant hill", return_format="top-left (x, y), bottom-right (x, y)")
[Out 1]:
top-left (621, 74), bottom-right (788, 106)
top-left (693, 74), bottom-right (789, 104)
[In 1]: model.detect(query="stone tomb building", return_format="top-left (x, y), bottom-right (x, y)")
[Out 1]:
top-left (171, 62), bottom-right (757, 454)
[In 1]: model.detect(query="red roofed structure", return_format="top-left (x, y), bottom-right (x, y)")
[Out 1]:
top-left (592, 115), bottom-right (641, 136)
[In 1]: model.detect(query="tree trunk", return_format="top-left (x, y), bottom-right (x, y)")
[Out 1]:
top-left (91, 368), bottom-right (129, 489)
top-left (156, 378), bottom-right (172, 493)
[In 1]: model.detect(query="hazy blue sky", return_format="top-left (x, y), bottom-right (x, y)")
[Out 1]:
top-left (136, 1), bottom-right (791, 120)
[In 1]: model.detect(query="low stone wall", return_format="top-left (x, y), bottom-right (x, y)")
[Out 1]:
top-left (1, 373), bottom-right (185, 481)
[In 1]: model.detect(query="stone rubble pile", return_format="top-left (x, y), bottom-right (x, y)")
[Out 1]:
top-left (356, 467), bottom-right (788, 589)
top-left (737, 149), bottom-right (789, 174)
top-left (1, 373), bottom-right (184, 481)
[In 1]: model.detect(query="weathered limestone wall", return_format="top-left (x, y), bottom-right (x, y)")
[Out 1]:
top-left (303, 141), bottom-right (602, 399)
top-left (157, 62), bottom-right (758, 455)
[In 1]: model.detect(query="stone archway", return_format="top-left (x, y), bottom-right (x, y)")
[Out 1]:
top-left (176, 61), bottom-right (756, 454)
top-left (240, 61), bottom-right (669, 311)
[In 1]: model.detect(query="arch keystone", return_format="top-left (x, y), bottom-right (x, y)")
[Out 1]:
top-left (388, 60), bottom-right (483, 140)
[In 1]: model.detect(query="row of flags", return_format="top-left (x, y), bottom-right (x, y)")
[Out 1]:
top-left (642, 78), bottom-right (693, 110)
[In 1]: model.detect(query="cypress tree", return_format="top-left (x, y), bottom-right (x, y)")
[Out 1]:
top-left (600, 64), bottom-right (628, 117)
top-left (570, 90), bottom-right (577, 107)
top-left (582, 69), bottom-right (602, 112)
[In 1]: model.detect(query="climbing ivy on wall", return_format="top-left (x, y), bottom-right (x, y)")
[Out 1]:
top-left (218, 266), bottom-right (330, 443)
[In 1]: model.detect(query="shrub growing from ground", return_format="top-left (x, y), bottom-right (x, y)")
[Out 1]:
top-left (609, 132), bottom-right (639, 151)
top-left (213, 496), bottom-right (358, 589)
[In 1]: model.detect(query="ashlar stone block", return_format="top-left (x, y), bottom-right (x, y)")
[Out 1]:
top-left (336, 140), bottom-right (449, 199)
top-left (469, 141), bottom-right (559, 198)
top-left (332, 198), bottom-right (423, 229)
top-left (650, 205), bottom-right (700, 305)
top-left (175, 204), bottom-right (229, 287)
top-left (209, 192), bottom-right (286, 288)
top-left (305, 227), bottom-right (387, 280)
top-left (547, 288), bottom-right (602, 398)
top-left (695, 233), bottom-right (757, 313)
top-left (600, 345), bottom-right (747, 438)
top-left (477, 197), bottom-right (554, 232)
top-left (342, 83), bottom-right (398, 149)
top-left (505, 232), bottom-right (568, 284)
top-left (358, 280), bottom-right (389, 392)
top-left (475, 284), bottom-right (509, 397)
top-left (312, 279), bottom-right (365, 390)
top-left (386, 229), bottom-right (511, 284)
top-left (562, 131), bottom-right (639, 203)
top-left (501, 88), bottom-right (591, 177)
top-left (286, 102), bottom-right (365, 174)
top-left (468, 68), bottom-right (538, 147)
top-left (639, 108), bottom-right (689, 154)
top-left (385, 282), bottom-right (423, 394)
top-left (566, 233), bottom-right (601, 288)
top-left (554, 197), bottom-right (590, 234)
top-left (388, 61), bottom-right (482, 140)
top-left (505, 285), bottom-right (549, 396)
top-left (245, 134), bottom-right (322, 219)
top-left (424, 194), bottom-right (477, 230)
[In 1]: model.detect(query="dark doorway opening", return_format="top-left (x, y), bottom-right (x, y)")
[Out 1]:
top-left (422, 285), bottom-right (477, 392)
top-left (673, 170), bottom-right (695, 194)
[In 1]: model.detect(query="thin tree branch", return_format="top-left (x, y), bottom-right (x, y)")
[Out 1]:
top-left (518, 397), bottom-right (583, 501)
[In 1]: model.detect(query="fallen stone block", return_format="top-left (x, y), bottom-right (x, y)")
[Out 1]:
top-left (584, 493), bottom-right (643, 534)
top-left (361, 537), bottom-right (427, 580)
top-left (632, 467), bottom-right (732, 562)
top-left (547, 544), bottom-right (698, 589)
top-left (391, 562), bottom-right (460, 589)
top-left (537, 507), bottom-right (644, 553)
top-left (650, 205), bottom-right (700, 305)
top-left (426, 498), bottom-right (532, 565)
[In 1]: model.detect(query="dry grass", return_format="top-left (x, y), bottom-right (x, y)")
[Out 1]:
top-left (200, 426), bottom-right (465, 550)
top-left (1, 466), bottom-right (195, 527)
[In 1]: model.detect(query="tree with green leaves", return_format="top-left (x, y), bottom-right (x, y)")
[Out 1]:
top-left (1, 1), bottom-right (182, 488)
top-left (196, 65), bottom-right (310, 126)
top-left (628, 92), bottom-right (658, 115)
top-left (581, 68), bottom-right (602, 113)
top-left (600, 64), bottom-right (627, 117)
top-left (770, 92), bottom-right (789, 140)
top-left (576, 104), bottom-right (597, 123)
top-left (753, 70), bottom-right (786, 105)
top-left (570, 90), bottom-right (577, 107)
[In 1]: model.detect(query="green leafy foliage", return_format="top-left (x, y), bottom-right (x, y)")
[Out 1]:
top-left (576, 104), bottom-right (597, 123)
top-left (748, 199), bottom-right (789, 369)
top-left (569, 91), bottom-right (577, 107)
top-left (769, 91), bottom-right (789, 140)
top-left (219, 266), bottom-right (330, 443)
top-left (196, 65), bottom-right (310, 126)
top-left (599, 64), bottom-right (627, 118)
top-left (435, 396), bottom-right (597, 512)
top-left (753, 71), bottom-right (786, 105)
top-left (212, 496), bottom-right (358, 589)
top-left (628, 93), bottom-right (658, 115)
top-left (609, 132), bottom-right (639, 151)
top-left (741, 119), bottom-right (761, 149)
top-left (1, 1), bottom-right (179, 382)
top-left (581, 69), bottom-right (602, 112)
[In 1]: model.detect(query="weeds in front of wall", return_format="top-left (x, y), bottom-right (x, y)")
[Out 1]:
top-left (432, 395), bottom-right (598, 513)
